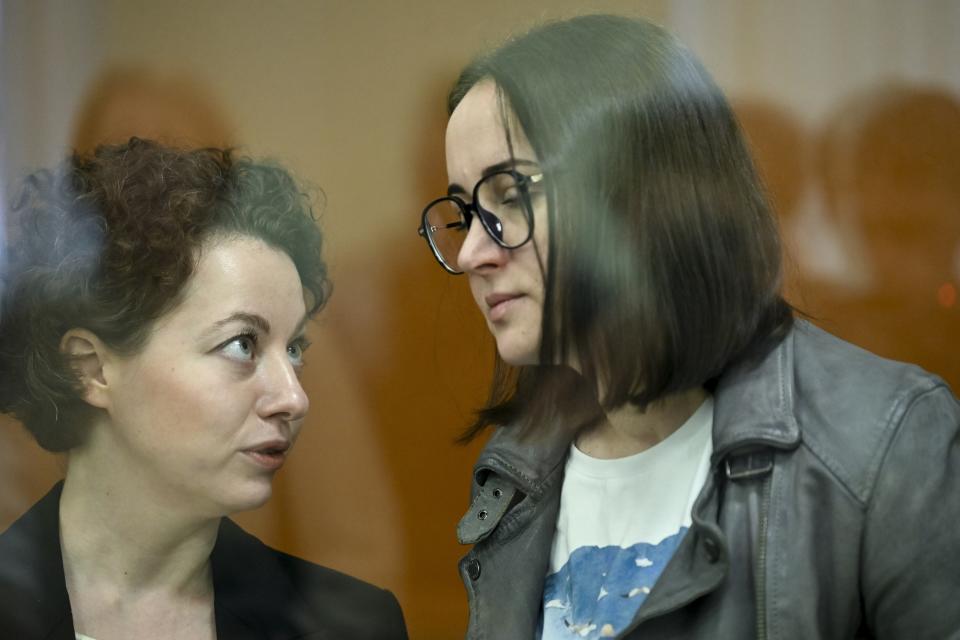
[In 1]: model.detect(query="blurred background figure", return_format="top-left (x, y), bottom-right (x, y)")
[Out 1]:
top-left (736, 84), bottom-right (960, 388)
top-left (811, 85), bottom-right (960, 385)
top-left (3, 2), bottom-right (959, 637)
top-left (70, 68), bottom-right (233, 152)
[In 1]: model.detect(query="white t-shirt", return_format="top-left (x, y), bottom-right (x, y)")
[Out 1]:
top-left (539, 397), bottom-right (714, 639)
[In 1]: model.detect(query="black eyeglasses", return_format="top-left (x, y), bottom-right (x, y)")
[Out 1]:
top-left (417, 170), bottom-right (543, 274)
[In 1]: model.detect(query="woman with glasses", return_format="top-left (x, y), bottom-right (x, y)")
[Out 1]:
top-left (417, 14), bottom-right (959, 640)
top-left (0, 138), bottom-right (408, 639)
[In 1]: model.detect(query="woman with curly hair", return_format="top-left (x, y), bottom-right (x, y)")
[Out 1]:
top-left (0, 138), bottom-right (407, 639)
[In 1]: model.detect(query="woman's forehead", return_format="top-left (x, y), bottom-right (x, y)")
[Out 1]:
top-left (445, 81), bottom-right (536, 183)
top-left (154, 237), bottom-right (306, 337)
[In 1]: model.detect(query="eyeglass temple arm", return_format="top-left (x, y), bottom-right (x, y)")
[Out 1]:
top-left (418, 221), bottom-right (465, 237)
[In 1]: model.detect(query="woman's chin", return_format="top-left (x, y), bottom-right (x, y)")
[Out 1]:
top-left (214, 480), bottom-right (275, 516)
top-left (494, 334), bottom-right (540, 367)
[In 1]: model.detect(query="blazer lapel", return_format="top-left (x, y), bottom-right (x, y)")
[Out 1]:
top-left (211, 519), bottom-right (318, 640)
top-left (0, 482), bottom-right (75, 640)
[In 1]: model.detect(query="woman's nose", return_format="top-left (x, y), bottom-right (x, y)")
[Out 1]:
top-left (456, 212), bottom-right (507, 273)
top-left (257, 353), bottom-right (309, 423)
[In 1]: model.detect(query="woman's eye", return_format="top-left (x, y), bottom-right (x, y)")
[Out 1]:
top-left (222, 335), bottom-right (256, 361)
top-left (500, 189), bottom-right (520, 206)
top-left (287, 341), bottom-right (309, 367)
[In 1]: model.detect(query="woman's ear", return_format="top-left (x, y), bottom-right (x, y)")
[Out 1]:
top-left (59, 329), bottom-right (111, 410)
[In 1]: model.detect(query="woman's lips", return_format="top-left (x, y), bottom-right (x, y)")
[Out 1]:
top-left (243, 441), bottom-right (291, 471)
top-left (485, 293), bottom-right (523, 322)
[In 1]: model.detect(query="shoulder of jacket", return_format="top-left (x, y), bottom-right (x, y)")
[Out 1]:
top-left (789, 321), bottom-right (955, 503)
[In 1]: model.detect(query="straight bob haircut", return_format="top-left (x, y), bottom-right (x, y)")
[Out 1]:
top-left (449, 15), bottom-right (793, 441)
top-left (0, 138), bottom-right (329, 452)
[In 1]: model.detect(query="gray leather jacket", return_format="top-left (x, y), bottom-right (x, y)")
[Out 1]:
top-left (456, 321), bottom-right (960, 639)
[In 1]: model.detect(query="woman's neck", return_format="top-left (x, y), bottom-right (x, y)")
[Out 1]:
top-left (575, 387), bottom-right (708, 459)
top-left (59, 453), bottom-right (219, 596)
top-left (59, 453), bottom-right (220, 639)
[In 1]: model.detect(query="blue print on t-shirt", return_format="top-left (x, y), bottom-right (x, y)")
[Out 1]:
top-left (540, 528), bottom-right (687, 639)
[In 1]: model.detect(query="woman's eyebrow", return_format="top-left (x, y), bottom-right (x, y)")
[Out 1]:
top-left (203, 312), bottom-right (310, 343)
top-left (204, 312), bottom-right (271, 338)
top-left (447, 158), bottom-right (540, 196)
top-left (482, 158), bottom-right (539, 177)
top-left (447, 183), bottom-right (467, 197)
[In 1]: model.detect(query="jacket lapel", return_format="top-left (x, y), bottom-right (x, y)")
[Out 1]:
top-left (626, 325), bottom-right (805, 631)
top-left (0, 482), bottom-right (75, 640)
top-left (711, 325), bottom-right (801, 460)
top-left (211, 519), bottom-right (319, 640)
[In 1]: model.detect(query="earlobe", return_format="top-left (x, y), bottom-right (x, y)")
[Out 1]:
top-left (59, 329), bottom-right (111, 410)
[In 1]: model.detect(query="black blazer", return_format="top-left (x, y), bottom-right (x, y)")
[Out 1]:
top-left (0, 484), bottom-right (408, 639)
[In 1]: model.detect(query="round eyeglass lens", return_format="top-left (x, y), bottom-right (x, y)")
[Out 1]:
top-left (424, 198), bottom-right (467, 271)
top-left (476, 172), bottom-right (533, 248)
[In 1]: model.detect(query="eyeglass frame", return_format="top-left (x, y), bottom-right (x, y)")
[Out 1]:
top-left (417, 170), bottom-right (544, 275)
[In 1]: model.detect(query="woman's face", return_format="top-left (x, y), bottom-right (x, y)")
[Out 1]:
top-left (95, 235), bottom-right (310, 516)
top-left (446, 81), bottom-right (549, 366)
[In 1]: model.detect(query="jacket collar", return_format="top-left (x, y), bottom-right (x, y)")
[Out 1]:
top-left (473, 322), bottom-right (805, 490)
top-left (211, 519), bottom-right (321, 638)
top-left (0, 482), bottom-right (74, 640)
top-left (472, 423), bottom-right (573, 498)
top-left (710, 322), bottom-right (802, 460)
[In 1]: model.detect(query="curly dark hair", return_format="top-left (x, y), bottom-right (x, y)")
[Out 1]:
top-left (0, 137), bottom-right (329, 451)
